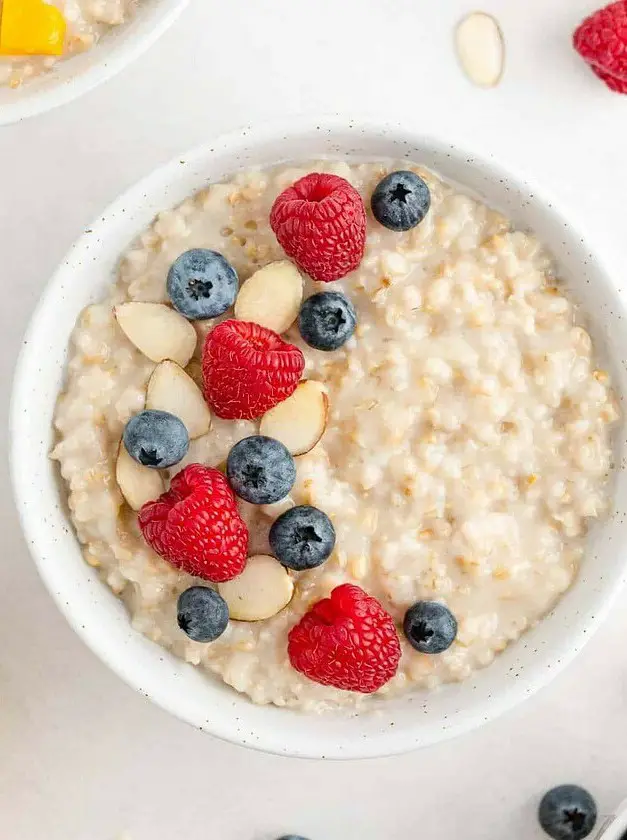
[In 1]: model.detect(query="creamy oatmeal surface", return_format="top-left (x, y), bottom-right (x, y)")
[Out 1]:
top-left (0, 0), bottom-right (141, 88)
top-left (52, 159), bottom-right (618, 712)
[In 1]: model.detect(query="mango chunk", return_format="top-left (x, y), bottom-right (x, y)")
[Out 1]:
top-left (0, 0), bottom-right (66, 57)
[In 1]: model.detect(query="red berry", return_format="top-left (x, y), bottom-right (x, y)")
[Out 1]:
top-left (574, 0), bottom-right (627, 93)
top-left (270, 173), bottom-right (367, 283)
top-left (288, 584), bottom-right (401, 693)
top-left (138, 464), bottom-right (248, 582)
top-left (590, 62), bottom-right (627, 92)
top-left (202, 319), bottom-right (304, 420)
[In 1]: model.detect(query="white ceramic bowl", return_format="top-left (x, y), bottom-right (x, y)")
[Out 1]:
top-left (0, 0), bottom-right (188, 126)
top-left (10, 118), bottom-right (627, 759)
top-left (600, 798), bottom-right (627, 840)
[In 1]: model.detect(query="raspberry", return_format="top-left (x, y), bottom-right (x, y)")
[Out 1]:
top-left (287, 584), bottom-right (401, 693)
top-left (202, 319), bottom-right (304, 420)
top-left (590, 62), bottom-right (627, 92)
top-left (574, 1), bottom-right (627, 93)
top-left (270, 173), bottom-right (367, 283)
top-left (138, 464), bottom-right (248, 582)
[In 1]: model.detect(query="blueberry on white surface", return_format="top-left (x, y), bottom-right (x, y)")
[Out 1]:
top-left (269, 505), bottom-right (335, 570)
top-left (167, 248), bottom-right (238, 319)
top-left (277, 836), bottom-right (311, 840)
top-left (371, 170), bottom-right (431, 231)
top-left (298, 291), bottom-right (356, 351)
top-left (403, 601), bottom-right (457, 654)
top-left (177, 586), bottom-right (229, 643)
top-left (226, 435), bottom-right (296, 505)
top-left (538, 785), bottom-right (597, 840)
top-left (123, 409), bottom-right (189, 469)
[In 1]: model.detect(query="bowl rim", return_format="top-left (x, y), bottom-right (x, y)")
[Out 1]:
top-left (600, 797), bottom-right (627, 840)
top-left (0, 0), bottom-right (188, 127)
top-left (10, 115), bottom-right (627, 758)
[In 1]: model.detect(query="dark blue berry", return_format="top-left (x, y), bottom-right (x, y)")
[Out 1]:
top-left (277, 836), bottom-right (310, 840)
top-left (403, 601), bottom-right (457, 654)
top-left (371, 171), bottom-right (431, 232)
top-left (269, 505), bottom-right (335, 570)
top-left (123, 409), bottom-right (189, 469)
top-left (226, 435), bottom-right (296, 505)
top-left (167, 249), bottom-right (238, 320)
top-left (298, 292), bottom-right (357, 351)
top-left (177, 587), bottom-right (229, 643)
top-left (539, 786), bottom-right (597, 840)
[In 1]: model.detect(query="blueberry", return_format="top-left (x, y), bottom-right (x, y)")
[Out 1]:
top-left (371, 171), bottom-right (431, 232)
top-left (167, 248), bottom-right (238, 320)
top-left (226, 435), bottom-right (296, 504)
top-left (298, 292), bottom-right (357, 351)
top-left (539, 786), bottom-right (597, 840)
top-left (123, 409), bottom-right (189, 469)
top-left (403, 601), bottom-right (457, 654)
top-left (277, 836), bottom-right (310, 840)
top-left (269, 505), bottom-right (335, 570)
top-left (177, 586), bottom-right (229, 643)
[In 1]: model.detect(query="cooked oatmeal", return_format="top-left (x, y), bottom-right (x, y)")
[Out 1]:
top-left (52, 159), bottom-right (618, 712)
top-left (0, 0), bottom-right (142, 88)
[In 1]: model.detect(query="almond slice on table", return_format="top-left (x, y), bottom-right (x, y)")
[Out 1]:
top-left (146, 360), bottom-right (211, 439)
top-left (234, 260), bottom-right (303, 334)
top-left (116, 442), bottom-right (165, 511)
top-left (218, 555), bottom-right (294, 621)
top-left (114, 302), bottom-right (197, 367)
top-left (455, 12), bottom-right (504, 88)
top-left (259, 380), bottom-right (328, 456)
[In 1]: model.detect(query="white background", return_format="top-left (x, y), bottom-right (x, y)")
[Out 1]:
top-left (2, 1), bottom-right (627, 838)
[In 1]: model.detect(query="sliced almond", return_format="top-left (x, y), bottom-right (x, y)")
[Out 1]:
top-left (146, 360), bottom-right (211, 439)
top-left (260, 495), bottom-right (295, 520)
top-left (259, 380), bottom-right (328, 456)
top-left (114, 302), bottom-right (197, 367)
top-left (218, 555), bottom-right (294, 621)
top-left (234, 260), bottom-right (303, 334)
top-left (115, 442), bottom-right (164, 510)
top-left (455, 12), bottom-right (504, 89)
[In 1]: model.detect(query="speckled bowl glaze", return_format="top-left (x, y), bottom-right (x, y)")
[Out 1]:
top-left (0, 0), bottom-right (188, 126)
top-left (10, 118), bottom-right (627, 758)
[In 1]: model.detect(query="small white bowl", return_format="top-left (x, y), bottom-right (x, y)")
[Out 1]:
top-left (10, 117), bottom-right (627, 759)
top-left (0, 0), bottom-right (188, 126)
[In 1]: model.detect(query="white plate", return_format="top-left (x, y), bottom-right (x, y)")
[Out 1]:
top-left (0, 0), bottom-right (188, 126)
top-left (10, 117), bottom-right (627, 758)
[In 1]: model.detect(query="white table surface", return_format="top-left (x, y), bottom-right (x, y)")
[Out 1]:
top-left (2, 1), bottom-right (627, 838)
